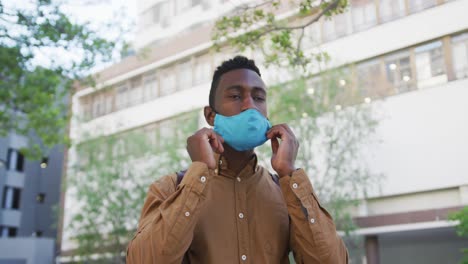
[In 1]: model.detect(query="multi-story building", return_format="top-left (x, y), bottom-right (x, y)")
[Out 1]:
top-left (61, 0), bottom-right (468, 263)
top-left (0, 133), bottom-right (65, 264)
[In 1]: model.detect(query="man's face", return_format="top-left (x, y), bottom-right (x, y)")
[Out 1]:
top-left (214, 68), bottom-right (268, 117)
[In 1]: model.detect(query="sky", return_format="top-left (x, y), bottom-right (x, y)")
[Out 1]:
top-left (2, 0), bottom-right (138, 74)
top-left (61, 0), bottom-right (138, 72)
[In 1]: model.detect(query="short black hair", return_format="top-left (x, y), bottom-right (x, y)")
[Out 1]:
top-left (209, 55), bottom-right (261, 110)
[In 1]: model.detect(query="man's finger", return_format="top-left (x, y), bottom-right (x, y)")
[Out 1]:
top-left (271, 137), bottom-right (279, 154)
top-left (267, 125), bottom-right (286, 140)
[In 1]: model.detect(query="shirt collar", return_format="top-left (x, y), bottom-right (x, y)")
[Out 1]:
top-left (213, 152), bottom-right (259, 179)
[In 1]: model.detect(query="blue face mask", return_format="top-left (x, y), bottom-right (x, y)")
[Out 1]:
top-left (214, 109), bottom-right (272, 151)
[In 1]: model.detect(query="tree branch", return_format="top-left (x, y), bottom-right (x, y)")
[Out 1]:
top-left (237, 0), bottom-right (341, 48)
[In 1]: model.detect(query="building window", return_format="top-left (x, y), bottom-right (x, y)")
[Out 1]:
top-left (351, 0), bottom-right (377, 32)
top-left (408, 0), bottom-right (437, 13)
top-left (93, 93), bottom-right (105, 118)
top-left (323, 12), bottom-right (352, 42)
top-left (33, 230), bottom-right (43, 237)
top-left (176, 0), bottom-right (192, 14)
top-left (129, 77), bottom-right (143, 107)
top-left (357, 59), bottom-right (386, 98)
top-left (415, 41), bottom-right (447, 89)
top-left (379, 0), bottom-right (406, 23)
top-left (2, 186), bottom-right (21, 210)
top-left (103, 92), bottom-right (114, 115)
top-left (300, 18), bottom-right (321, 49)
top-left (160, 69), bottom-right (176, 96)
top-left (178, 60), bottom-right (193, 90)
top-left (384, 50), bottom-right (415, 93)
top-left (0, 226), bottom-right (17, 238)
top-left (115, 82), bottom-right (129, 110)
top-left (7, 148), bottom-right (24, 172)
top-left (194, 57), bottom-right (211, 85)
top-left (36, 193), bottom-right (45, 203)
top-left (80, 96), bottom-right (92, 120)
top-left (451, 32), bottom-right (468, 80)
top-left (159, 1), bottom-right (174, 28)
top-left (143, 72), bottom-right (159, 101)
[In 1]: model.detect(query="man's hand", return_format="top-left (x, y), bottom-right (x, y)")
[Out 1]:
top-left (266, 124), bottom-right (299, 177)
top-left (187, 128), bottom-right (224, 169)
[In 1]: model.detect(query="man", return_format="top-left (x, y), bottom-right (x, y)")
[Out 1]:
top-left (126, 56), bottom-right (348, 263)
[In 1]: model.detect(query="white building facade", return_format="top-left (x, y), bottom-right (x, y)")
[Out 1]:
top-left (61, 0), bottom-right (468, 263)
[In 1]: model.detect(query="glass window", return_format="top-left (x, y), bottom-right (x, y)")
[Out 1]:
top-left (415, 41), bottom-right (447, 89)
top-left (92, 93), bottom-right (104, 118)
top-left (160, 68), bottom-right (176, 96)
top-left (0, 226), bottom-right (17, 238)
top-left (7, 148), bottom-right (24, 172)
top-left (176, 0), bottom-right (192, 14)
top-left (194, 57), bottom-right (211, 85)
top-left (178, 60), bottom-right (193, 90)
top-left (301, 20), bottom-right (321, 49)
top-left (141, 9), bottom-right (153, 27)
top-left (408, 0), bottom-right (437, 13)
top-left (357, 59), bottom-right (386, 98)
top-left (323, 12), bottom-right (352, 42)
top-left (379, 0), bottom-right (406, 23)
top-left (351, 0), bottom-right (377, 32)
top-left (384, 50), bottom-right (415, 93)
top-left (80, 96), bottom-right (92, 120)
top-left (451, 33), bottom-right (468, 80)
top-left (104, 92), bottom-right (113, 115)
top-left (159, 1), bottom-right (173, 27)
top-left (2, 186), bottom-right (21, 210)
top-left (143, 72), bottom-right (159, 101)
top-left (129, 77), bottom-right (143, 106)
top-left (115, 83), bottom-right (129, 110)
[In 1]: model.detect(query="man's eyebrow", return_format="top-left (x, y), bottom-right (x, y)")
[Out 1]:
top-left (224, 85), bottom-right (267, 93)
top-left (224, 85), bottom-right (243, 92)
top-left (252, 87), bottom-right (267, 94)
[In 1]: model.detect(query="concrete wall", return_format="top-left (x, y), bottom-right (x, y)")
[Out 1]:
top-left (0, 238), bottom-right (54, 264)
top-left (320, 0), bottom-right (468, 69)
top-left (365, 78), bottom-right (468, 198)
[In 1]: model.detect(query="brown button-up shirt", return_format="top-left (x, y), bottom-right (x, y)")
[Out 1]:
top-left (127, 154), bottom-right (348, 263)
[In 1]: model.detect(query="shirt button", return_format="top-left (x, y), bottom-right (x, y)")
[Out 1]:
top-left (292, 183), bottom-right (298, 189)
top-left (200, 176), bottom-right (206, 183)
top-left (310, 218), bottom-right (315, 224)
top-left (237, 177), bottom-right (241, 182)
top-left (241, 255), bottom-right (247, 261)
top-left (239, 213), bottom-right (244, 219)
top-left (185, 211), bottom-right (190, 217)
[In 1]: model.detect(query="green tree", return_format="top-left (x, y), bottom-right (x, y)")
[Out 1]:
top-left (449, 207), bottom-right (468, 264)
top-left (0, 0), bottom-right (123, 159)
top-left (66, 111), bottom-right (198, 263)
top-left (213, 0), bottom-right (347, 68)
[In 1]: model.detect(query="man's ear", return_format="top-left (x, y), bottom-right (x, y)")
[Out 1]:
top-left (204, 106), bottom-right (216, 126)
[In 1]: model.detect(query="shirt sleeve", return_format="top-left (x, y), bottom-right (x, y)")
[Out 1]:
top-left (279, 169), bottom-right (349, 264)
top-left (126, 162), bottom-right (212, 264)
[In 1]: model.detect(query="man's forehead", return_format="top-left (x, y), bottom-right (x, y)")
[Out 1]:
top-left (218, 68), bottom-right (266, 90)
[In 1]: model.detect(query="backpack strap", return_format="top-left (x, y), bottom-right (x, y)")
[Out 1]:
top-left (269, 172), bottom-right (280, 186)
top-left (176, 170), bottom-right (187, 186)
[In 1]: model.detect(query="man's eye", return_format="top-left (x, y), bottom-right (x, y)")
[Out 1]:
top-left (254, 97), bottom-right (265, 101)
top-left (230, 95), bottom-right (241, 99)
